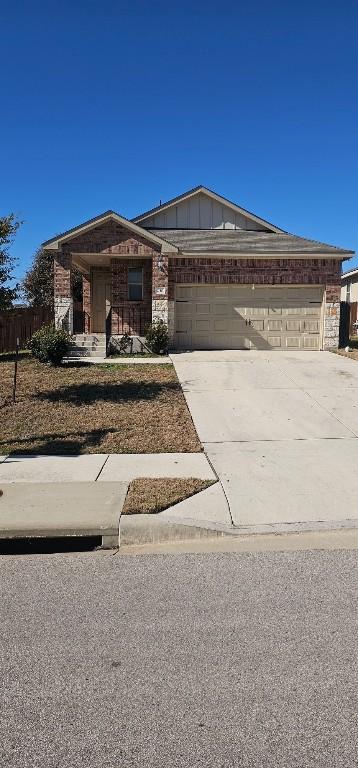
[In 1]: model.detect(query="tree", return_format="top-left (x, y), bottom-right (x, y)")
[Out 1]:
top-left (22, 246), bottom-right (83, 307)
top-left (0, 214), bottom-right (20, 309)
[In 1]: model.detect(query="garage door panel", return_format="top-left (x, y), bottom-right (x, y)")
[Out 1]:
top-left (286, 320), bottom-right (301, 331)
top-left (286, 337), bottom-right (301, 348)
top-left (304, 320), bottom-right (320, 332)
top-left (196, 303), bottom-right (211, 314)
top-left (174, 285), bottom-right (323, 350)
top-left (177, 318), bottom-right (192, 333)
top-left (267, 336), bottom-right (282, 348)
top-left (251, 320), bottom-right (265, 331)
top-left (214, 303), bottom-right (232, 315)
top-left (304, 337), bottom-right (320, 349)
top-left (269, 307), bottom-right (282, 315)
top-left (267, 319), bottom-right (282, 331)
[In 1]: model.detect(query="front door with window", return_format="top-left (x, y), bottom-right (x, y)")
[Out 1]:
top-left (92, 270), bottom-right (112, 333)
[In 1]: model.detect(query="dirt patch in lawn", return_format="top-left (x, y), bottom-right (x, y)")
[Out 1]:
top-left (0, 358), bottom-right (201, 454)
top-left (122, 478), bottom-right (214, 515)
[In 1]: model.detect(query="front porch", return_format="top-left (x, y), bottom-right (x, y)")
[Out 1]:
top-left (49, 212), bottom-right (177, 355)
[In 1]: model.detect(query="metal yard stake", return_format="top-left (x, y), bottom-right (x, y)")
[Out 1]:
top-left (12, 337), bottom-right (19, 404)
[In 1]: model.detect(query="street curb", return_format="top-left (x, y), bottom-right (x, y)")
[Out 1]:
top-left (119, 514), bottom-right (358, 546)
top-left (119, 514), bottom-right (229, 546)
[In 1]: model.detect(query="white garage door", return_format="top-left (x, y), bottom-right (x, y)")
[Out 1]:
top-left (174, 285), bottom-right (323, 350)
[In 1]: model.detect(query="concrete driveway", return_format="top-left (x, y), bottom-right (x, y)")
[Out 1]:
top-left (172, 351), bottom-right (358, 529)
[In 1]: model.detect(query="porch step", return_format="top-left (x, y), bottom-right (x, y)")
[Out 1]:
top-left (72, 334), bottom-right (106, 343)
top-left (66, 347), bottom-right (106, 359)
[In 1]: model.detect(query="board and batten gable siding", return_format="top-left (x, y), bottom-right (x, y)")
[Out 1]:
top-left (140, 192), bottom-right (267, 231)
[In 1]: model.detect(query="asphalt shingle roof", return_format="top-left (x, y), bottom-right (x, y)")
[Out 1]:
top-left (147, 228), bottom-right (353, 256)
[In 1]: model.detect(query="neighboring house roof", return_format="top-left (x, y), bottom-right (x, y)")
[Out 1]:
top-left (341, 267), bottom-right (358, 280)
top-left (132, 185), bottom-right (285, 233)
top-left (42, 210), bottom-right (178, 253)
top-left (147, 228), bottom-right (353, 256)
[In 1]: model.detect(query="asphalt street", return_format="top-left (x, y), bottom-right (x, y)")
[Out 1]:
top-left (1, 547), bottom-right (357, 767)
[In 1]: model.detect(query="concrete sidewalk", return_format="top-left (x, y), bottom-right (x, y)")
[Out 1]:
top-left (0, 453), bottom-right (222, 547)
top-left (0, 453), bottom-right (215, 483)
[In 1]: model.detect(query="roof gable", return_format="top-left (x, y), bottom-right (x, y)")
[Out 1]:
top-left (133, 186), bottom-right (284, 233)
top-left (42, 211), bottom-right (178, 253)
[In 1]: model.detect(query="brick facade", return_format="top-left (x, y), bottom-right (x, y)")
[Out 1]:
top-left (168, 257), bottom-right (342, 296)
top-left (53, 220), bottom-right (344, 349)
top-left (67, 220), bottom-right (161, 257)
top-left (111, 258), bottom-right (152, 335)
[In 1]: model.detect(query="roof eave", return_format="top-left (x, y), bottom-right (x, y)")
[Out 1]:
top-left (133, 185), bottom-right (285, 234)
top-left (42, 211), bottom-right (178, 253)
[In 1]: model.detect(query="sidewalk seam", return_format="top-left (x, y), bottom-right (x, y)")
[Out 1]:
top-left (94, 455), bottom-right (110, 482)
top-left (204, 451), bottom-right (234, 528)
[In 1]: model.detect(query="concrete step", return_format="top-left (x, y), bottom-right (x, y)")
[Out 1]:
top-left (70, 342), bottom-right (107, 350)
top-left (72, 334), bottom-right (106, 343)
top-left (67, 349), bottom-right (106, 358)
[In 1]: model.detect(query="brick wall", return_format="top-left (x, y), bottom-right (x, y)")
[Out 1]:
top-left (111, 258), bottom-right (152, 335)
top-left (168, 257), bottom-right (342, 298)
top-left (67, 220), bottom-right (161, 256)
top-left (54, 250), bottom-right (71, 298)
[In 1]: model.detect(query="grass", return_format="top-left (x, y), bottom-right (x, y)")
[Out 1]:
top-left (122, 478), bottom-right (214, 515)
top-left (0, 356), bottom-right (201, 455)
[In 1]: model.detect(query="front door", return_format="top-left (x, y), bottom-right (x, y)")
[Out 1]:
top-left (91, 271), bottom-right (112, 333)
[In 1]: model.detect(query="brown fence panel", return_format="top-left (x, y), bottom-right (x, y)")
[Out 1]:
top-left (0, 307), bottom-right (53, 353)
top-left (349, 302), bottom-right (357, 337)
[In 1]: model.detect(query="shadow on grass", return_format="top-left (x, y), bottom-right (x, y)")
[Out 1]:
top-left (0, 427), bottom-right (118, 455)
top-left (0, 350), bottom-right (31, 363)
top-left (35, 380), bottom-right (179, 405)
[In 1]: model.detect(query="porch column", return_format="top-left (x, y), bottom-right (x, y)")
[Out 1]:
top-left (54, 247), bottom-right (73, 333)
top-left (82, 273), bottom-right (91, 333)
top-left (324, 284), bottom-right (341, 349)
top-left (152, 253), bottom-right (174, 341)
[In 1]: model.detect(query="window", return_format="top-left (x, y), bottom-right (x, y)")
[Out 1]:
top-left (346, 281), bottom-right (351, 303)
top-left (128, 267), bottom-right (143, 300)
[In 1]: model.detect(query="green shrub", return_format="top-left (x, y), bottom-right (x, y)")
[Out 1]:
top-left (29, 324), bottom-right (72, 365)
top-left (145, 319), bottom-right (169, 355)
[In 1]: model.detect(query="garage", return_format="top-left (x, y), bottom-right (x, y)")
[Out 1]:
top-left (174, 284), bottom-right (324, 350)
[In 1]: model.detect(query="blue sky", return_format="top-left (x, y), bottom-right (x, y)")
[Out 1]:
top-left (1, 0), bottom-right (357, 285)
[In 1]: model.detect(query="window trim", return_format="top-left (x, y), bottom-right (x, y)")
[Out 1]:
top-left (128, 267), bottom-right (144, 301)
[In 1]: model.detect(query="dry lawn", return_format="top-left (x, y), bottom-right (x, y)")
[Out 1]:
top-left (122, 478), bottom-right (213, 515)
top-left (331, 348), bottom-right (358, 362)
top-left (0, 355), bottom-right (201, 455)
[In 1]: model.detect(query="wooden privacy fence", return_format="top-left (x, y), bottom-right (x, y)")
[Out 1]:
top-left (0, 307), bottom-right (53, 353)
top-left (339, 301), bottom-right (358, 347)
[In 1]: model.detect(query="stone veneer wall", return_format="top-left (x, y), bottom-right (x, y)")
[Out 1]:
top-left (54, 249), bottom-right (73, 332)
top-left (151, 255), bottom-right (175, 342)
top-left (167, 257), bottom-right (343, 349)
top-left (324, 284), bottom-right (341, 349)
top-left (82, 274), bottom-right (91, 333)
